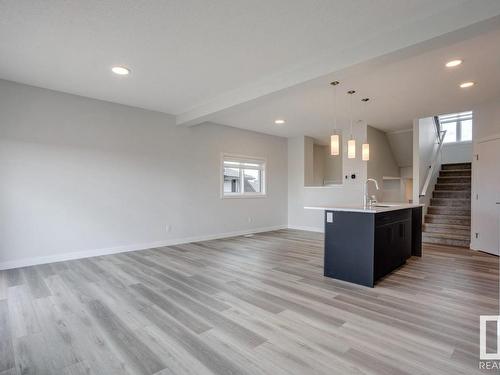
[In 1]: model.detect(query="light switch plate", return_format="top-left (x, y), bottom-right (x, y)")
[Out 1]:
top-left (326, 212), bottom-right (333, 223)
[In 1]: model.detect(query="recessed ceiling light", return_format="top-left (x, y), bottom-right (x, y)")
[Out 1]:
top-left (459, 81), bottom-right (475, 88)
top-left (111, 66), bottom-right (131, 75)
top-left (445, 59), bottom-right (462, 68)
top-left (274, 119), bottom-right (285, 125)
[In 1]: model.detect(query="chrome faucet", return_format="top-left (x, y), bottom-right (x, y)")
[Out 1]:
top-left (364, 178), bottom-right (379, 208)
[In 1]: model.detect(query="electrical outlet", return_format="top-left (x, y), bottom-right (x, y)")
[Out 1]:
top-left (247, 217), bottom-right (253, 223)
top-left (165, 224), bottom-right (171, 232)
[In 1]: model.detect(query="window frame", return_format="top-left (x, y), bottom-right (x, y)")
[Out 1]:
top-left (220, 153), bottom-right (267, 199)
top-left (439, 111), bottom-right (473, 144)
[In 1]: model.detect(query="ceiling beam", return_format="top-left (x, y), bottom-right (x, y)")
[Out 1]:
top-left (176, 1), bottom-right (500, 127)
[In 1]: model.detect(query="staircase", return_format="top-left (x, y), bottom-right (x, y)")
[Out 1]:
top-left (422, 162), bottom-right (471, 247)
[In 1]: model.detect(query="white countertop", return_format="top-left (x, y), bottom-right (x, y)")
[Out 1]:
top-left (304, 203), bottom-right (422, 213)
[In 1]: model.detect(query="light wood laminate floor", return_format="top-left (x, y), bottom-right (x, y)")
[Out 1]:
top-left (0, 229), bottom-right (498, 375)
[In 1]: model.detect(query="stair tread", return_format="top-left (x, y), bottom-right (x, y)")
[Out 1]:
top-left (436, 182), bottom-right (471, 190)
top-left (428, 212), bottom-right (470, 216)
top-left (426, 214), bottom-right (470, 219)
top-left (431, 198), bottom-right (471, 201)
top-left (431, 203), bottom-right (471, 206)
top-left (437, 180), bottom-right (471, 183)
top-left (424, 223), bottom-right (470, 229)
top-left (423, 232), bottom-right (471, 240)
top-left (428, 205), bottom-right (470, 210)
top-left (431, 204), bottom-right (471, 207)
top-left (423, 240), bottom-right (470, 248)
top-left (434, 190), bottom-right (470, 193)
top-left (436, 182), bottom-right (471, 185)
top-left (440, 169), bottom-right (471, 172)
top-left (430, 163), bottom-right (472, 245)
top-left (434, 202), bottom-right (471, 210)
top-left (428, 213), bottom-right (470, 217)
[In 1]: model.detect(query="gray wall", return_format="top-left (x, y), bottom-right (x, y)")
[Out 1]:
top-left (387, 129), bottom-right (413, 167)
top-left (312, 144), bottom-right (326, 186)
top-left (0, 79), bottom-right (288, 268)
top-left (303, 136), bottom-right (315, 186)
top-left (366, 126), bottom-right (400, 201)
top-left (304, 137), bottom-right (343, 187)
top-left (322, 143), bottom-right (343, 185)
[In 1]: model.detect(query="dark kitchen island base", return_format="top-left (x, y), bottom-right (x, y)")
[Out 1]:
top-left (324, 206), bottom-right (422, 287)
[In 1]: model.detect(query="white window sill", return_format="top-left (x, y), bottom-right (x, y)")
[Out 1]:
top-left (222, 194), bottom-right (267, 199)
top-left (443, 140), bottom-right (473, 145)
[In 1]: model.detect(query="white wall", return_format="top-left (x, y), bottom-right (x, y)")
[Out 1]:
top-left (400, 166), bottom-right (414, 203)
top-left (473, 96), bottom-right (500, 141)
top-left (386, 129), bottom-right (414, 203)
top-left (471, 95), bottom-right (500, 252)
top-left (0, 80), bottom-right (288, 268)
top-left (413, 117), bottom-right (440, 209)
top-left (441, 142), bottom-right (473, 164)
top-left (288, 126), bottom-right (366, 232)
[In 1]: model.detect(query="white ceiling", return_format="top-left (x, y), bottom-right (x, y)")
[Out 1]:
top-left (1, 0), bottom-right (500, 128)
top-left (208, 23), bottom-right (500, 138)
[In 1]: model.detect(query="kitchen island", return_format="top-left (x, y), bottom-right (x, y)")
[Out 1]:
top-left (305, 204), bottom-right (423, 287)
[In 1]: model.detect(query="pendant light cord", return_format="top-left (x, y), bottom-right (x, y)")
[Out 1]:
top-left (330, 81), bottom-right (340, 134)
top-left (334, 85), bottom-right (337, 131)
top-left (361, 97), bottom-right (370, 142)
top-left (349, 91), bottom-right (353, 139)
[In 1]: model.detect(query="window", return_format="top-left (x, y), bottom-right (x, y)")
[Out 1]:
top-left (222, 154), bottom-right (266, 198)
top-left (439, 111), bottom-right (473, 143)
top-left (441, 122), bottom-right (457, 143)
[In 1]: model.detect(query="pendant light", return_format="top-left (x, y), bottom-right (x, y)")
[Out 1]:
top-left (330, 81), bottom-right (340, 156)
top-left (361, 97), bottom-right (370, 161)
top-left (362, 143), bottom-right (370, 161)
top-left (347, 90), bottom-right (356, 159)
top-left (347, 139), bottom-right (356, 159)
top-left (331, 135), bottom-right (340, 156)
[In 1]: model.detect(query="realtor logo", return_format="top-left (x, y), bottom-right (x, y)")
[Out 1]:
top-left (480, 315), bottom-right (500, 360)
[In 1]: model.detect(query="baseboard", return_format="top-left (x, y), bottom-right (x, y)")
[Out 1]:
top-left (287, 225), bottom-right (324, 233)
top-left (0, 224), bottom-right (288, 270)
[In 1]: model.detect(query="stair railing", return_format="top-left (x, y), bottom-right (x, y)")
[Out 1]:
top-left (433, 115), bottom-right (441, 139)
top-left (420, 128), bottom-right (447, 198)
